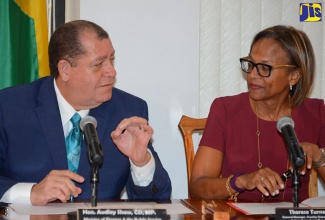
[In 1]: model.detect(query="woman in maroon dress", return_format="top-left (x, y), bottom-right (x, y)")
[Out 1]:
top-left (190, 25), bottom-right (325, 202)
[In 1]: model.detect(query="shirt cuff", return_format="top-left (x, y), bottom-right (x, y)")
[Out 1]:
top-left (130, 150), bottom-right (156, 186)
top-left (0, 183), bottom-right (35, 204)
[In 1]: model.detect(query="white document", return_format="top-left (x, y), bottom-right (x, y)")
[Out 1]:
top-left (227, 196), bottom-right (325, 215)
top-left (8, 201), bottom-right (194, 216)
top-left (300, 196), bottom-right (325, 207)
top-left (90, 202), bottom-right (194, 215)
top-left (9, 202), bottom-right (87, 215)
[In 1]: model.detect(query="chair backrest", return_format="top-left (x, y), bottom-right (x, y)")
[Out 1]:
top-left (178, 115), bottom-right (207, 197)
top-left (178, 115), bottom-right (318, 198)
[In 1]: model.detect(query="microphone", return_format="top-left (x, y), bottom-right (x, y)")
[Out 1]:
top-left (276, 116), bottom-right (305, 169)
top-left (80, 116), bottom-right (103, 166)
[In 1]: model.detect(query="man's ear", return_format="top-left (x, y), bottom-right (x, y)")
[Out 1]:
top-left (57, 60), bottom-right (71, 81)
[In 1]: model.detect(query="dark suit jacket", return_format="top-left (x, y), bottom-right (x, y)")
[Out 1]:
top-left (0, 76), bottom-right (171, 200)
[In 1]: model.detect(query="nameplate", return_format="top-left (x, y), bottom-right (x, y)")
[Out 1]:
top-left (275, 208), bottom-right (325, 219)
top-left (77, 208), bottom-right (167, 220)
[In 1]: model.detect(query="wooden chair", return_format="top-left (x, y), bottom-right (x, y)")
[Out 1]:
top-left (178, 114), bottom-right (318, 198)
top-left (309, 168), bottom-right (318, 197)
top-left (178, 115), bottom-right (207, 197)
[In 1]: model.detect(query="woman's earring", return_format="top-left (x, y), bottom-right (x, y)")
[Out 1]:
top-left (290, 84), bottom-right (292, 91)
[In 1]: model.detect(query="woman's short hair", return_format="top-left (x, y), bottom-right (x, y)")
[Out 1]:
top-left (250, 25), bottom-right (315, 108)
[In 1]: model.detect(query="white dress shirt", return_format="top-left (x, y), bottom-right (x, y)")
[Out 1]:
top-left (1, 79), bottom-right (155, 204)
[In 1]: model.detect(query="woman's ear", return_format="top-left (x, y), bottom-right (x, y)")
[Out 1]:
top-left (57, 60), bottom-right (71, 81)
top-left (289, 69), bottom-right (301, 86)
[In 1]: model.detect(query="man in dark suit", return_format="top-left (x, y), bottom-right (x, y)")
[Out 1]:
top-left (0, 20), bottom-right (171, 206)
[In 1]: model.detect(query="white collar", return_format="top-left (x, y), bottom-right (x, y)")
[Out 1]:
top-left (53, 79), bottom-right (89, 129)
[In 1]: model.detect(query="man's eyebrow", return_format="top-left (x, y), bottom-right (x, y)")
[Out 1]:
top-left (94, 55), bottom-right (108, 62)
top-left (93, 51), bottom-right (115, 62)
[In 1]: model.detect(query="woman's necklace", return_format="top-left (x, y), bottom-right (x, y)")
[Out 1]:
top-left (256, 105), bottom-right (262, 169)
top-left (255, 105), bottom-right (264, 201)
top-left (255, 103), bottom-right (290, 202)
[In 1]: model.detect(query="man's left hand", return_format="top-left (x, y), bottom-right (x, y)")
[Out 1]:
top-left (111, 116), bottom-right (153, 167)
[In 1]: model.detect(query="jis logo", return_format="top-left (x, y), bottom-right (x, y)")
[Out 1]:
top-left (300, 3), bottom-right (322, 22)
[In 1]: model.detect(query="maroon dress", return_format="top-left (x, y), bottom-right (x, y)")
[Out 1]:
top-left (200, 92), bottom-right (325, 202)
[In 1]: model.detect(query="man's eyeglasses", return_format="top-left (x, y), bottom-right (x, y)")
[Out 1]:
top-left (239, 57), bottom-right (297, 77)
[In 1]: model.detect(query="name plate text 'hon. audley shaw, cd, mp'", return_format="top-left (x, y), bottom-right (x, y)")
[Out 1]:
top-left (77, 208), bottom-right (167, 220)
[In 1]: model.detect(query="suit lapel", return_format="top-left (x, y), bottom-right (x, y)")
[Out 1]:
top-left (36, 77), bottom-right (68, 170)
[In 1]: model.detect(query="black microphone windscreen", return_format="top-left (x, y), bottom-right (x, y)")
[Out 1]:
top-left (80, 116), bottom-right (98, 131)
top-left (276, 116), bottom-right (295, 132)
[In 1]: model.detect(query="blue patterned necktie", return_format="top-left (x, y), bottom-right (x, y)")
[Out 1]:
top-left (66, 113), bottom-right (82, 173)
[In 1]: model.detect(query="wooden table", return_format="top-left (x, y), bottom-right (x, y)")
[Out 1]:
top-left (182, 198), bottom-right (273, 220)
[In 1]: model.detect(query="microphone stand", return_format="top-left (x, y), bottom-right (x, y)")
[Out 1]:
top-left (279, 123), bottom-right (305, 208)
top-left (288, 144), bottom-right (305, 208)
top-left (80, 117), bottom-right (104, 207)
top-left (91, 165), bottom-right (99, 207)
top-left (292, 166), bottom-right (300, 207)
top-left (87, 144), bottom-right (103, 207)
